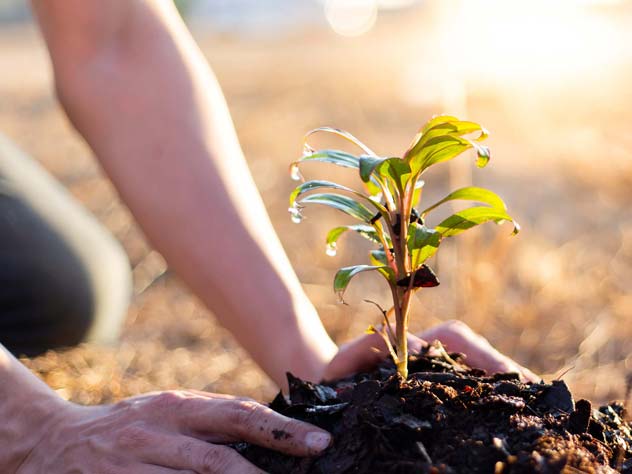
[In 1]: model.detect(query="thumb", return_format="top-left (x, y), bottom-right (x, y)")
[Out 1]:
top-left (323, 332), bottom-right (427, 382)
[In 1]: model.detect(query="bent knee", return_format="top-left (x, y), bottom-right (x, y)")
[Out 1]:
top-left (0, 254), bottom-right (96, 355)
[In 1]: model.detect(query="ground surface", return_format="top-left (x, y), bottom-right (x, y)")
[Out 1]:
top-left (1, 6), bottom-right (632, 407)
top-left (238, 348), bottom-right (632, 473)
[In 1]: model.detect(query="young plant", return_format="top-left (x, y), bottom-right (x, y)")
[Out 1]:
top-left (288, 116), bottom-right (519, 379)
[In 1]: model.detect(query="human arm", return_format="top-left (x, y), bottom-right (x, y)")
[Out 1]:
top-left (30, 0), bottom-right (337, 388)
top-left (0, 345), bottom-right (65, 472)
top-left (0, 344), bottom-right (331, 473)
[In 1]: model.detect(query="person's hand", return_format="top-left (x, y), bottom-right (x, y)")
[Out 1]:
top-left (419, 320), bottom-right (539, 382)
top-left (323, 320), bottom-right (539, 383)
top-left (322, 330), bottom-right (425, 381)
top-left (17, 390), bottom-right (332, 474)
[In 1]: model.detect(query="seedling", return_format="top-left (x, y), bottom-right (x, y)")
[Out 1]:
top-left (289, 116), bottom-right (519, 379)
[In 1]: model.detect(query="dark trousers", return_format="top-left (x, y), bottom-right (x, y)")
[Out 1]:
top-left (0, 133), bottom-right (131, 356)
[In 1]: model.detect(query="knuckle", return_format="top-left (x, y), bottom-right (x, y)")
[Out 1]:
top-left (118, 422), bottom-right (152, 450)
top-left (115, 396), bottom-right (144, 416)
top-left (229, 400), bottom-right (263, 428)
top-left (199, 445), bottom-right (236, 473)
top-left (150, 390), bottom-right (186, 412)
top-left (177, 439), bottom-right (196, 461)
top-left (443, 319), bottom-right (472, 337)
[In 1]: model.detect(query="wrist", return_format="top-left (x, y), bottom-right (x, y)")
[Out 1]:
top-left (0, 348), bottom-right (69, 472)
top-left (283, 296), bottom-right (338, 385)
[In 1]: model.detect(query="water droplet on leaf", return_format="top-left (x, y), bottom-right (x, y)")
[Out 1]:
top-left (326, 242), bottom-right (337, 257)
top-left (288, 206), bottom-right (303, 224)
top-left (290, 164), bottom-right (303, 182)
top-left (303, 144), bottom-right (315, 156)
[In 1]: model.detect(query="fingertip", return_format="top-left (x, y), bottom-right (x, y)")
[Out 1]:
top-left (407, 334), bottom-right (426, 354)
top-left (305, 431), bottom-right (332, 454)
top-left (522, 368), bottom-right (541, 383)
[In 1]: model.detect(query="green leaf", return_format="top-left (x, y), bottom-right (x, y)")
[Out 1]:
top-left (421, 186), bottom-right (507, 217)
top-left (369, 249), bottom-right (389, 266)
top-left (290, 180), bottom-right (351, 207)
top-left (359, 156), bottom-right (412, 210)
top-left (413, 136), bottom-right (471, 173)
top-left (298, 193), bottom-right (376, 223)
top-left (369, 250), bottom-right (396, 281)
top-left (291, 149), bottom-right (359, 172)
top-left (411, 178), bottom-right (425, 208)
top-left (422, 115), bottom-right (461, 133)
top-left (359, 156), bottom-right (411, 192)
top-left (290, 180), bottom-right (388, 215)
top-left (435, 206), bottom-right (520, 238)
top-left (403, 116), bottom-right (487, 161)
top-left (290, 150), bottom-right (383, 198)
top-left (379, 159), bottom-right (412, 195)
top-left (357, 155), bottom-right (391, 201)
top-left (403, 115), bottom-right (459, 159)
top-left (419, 120), bottom-right (488, 148)
top-left (404, 116), bottom-right (490, 174)
top-left (358, 156), bottom-right (385, 182)
top-left (407, 222), bottom-right (442, 269)
top-left (326, 225), bottom-right (382, 246)
top-left (304, 127), bottom-right (376, 156)
top-left (334, 265), bottom-right (394, 301)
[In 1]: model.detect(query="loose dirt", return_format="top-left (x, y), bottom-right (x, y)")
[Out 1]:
top-left (237, 345), bottom-right (632, 473)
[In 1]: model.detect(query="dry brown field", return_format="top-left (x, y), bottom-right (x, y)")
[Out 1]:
top-left (2, 4), bottom-right (632, 407)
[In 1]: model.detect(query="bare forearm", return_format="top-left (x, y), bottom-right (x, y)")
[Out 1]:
top-left (0, 346), bottom-right (63, 471)
top-left (31, 0), bottom-right (336, 386)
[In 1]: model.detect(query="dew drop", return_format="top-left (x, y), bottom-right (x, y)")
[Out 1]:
top-left (303, 144), bottom-right (315, 156)
top-left (290, 164), bottom-right (303, 182)
top-left (288, 206), bottom-right (303, 224)
top-left (326, 242), bottom-right (337, 257)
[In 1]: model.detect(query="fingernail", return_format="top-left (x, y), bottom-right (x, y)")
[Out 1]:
top-left (305, 431), bottom-right (332, 452)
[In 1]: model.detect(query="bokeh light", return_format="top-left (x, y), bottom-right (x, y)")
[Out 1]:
top-left (452, 0), bottom-right (627, 82)
top-left (399, 0), bottom-right (632, 108)
top-left (324, 0), bottom-right (379, 37)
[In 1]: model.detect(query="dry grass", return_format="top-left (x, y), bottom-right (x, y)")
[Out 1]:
top-left (2, 10), bottom-right (632, 406)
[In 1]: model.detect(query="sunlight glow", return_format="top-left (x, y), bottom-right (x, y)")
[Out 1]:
top-left (452, 0), bottom-right (624, 82)
top-left (323, 0), bottom-right (423, 36)
top-left (401, 0), bottom-right (629, 105)
top-left (325, 0), bottom-right (378, 37)
top-left (377, 0), bottom-right (419, 9)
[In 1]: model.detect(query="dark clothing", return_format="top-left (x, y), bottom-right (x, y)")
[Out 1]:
top-left (0, 134), bottom-right (131, 356)
top-left (0, 177), bottom-right (94, 355)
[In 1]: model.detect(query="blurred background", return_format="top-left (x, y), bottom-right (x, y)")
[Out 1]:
top-left (1, 0), bottom-right (632, 405)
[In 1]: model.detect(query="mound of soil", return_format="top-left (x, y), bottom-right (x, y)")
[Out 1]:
top-left (235, 345), bottom-right (632, 473)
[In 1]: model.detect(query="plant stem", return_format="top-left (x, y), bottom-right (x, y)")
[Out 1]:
top-left (399, 195), bottom-right (410, 272)
top-left (375, 177), bottom-right (396, 212)
top-left (374, 221), bottom-right (396, 271)
top-left (387, 285), bottom-right (406, 379)
top-left (387, 179), bottom-right (420, 380)
top-left (385, 218), bottom-right (406, 275)
top-left (400, 286), bottom-right (417, 379)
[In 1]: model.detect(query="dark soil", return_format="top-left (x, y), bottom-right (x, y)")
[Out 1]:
top-left (235, 345), bottom-right (632, 473)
